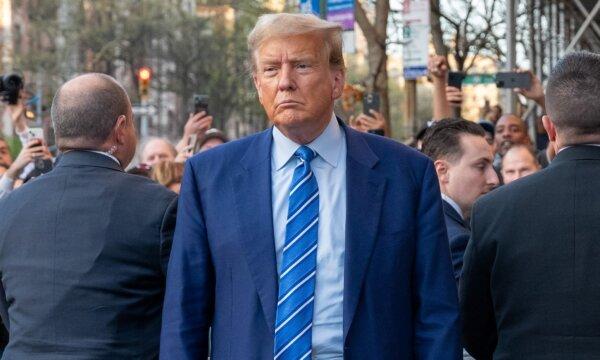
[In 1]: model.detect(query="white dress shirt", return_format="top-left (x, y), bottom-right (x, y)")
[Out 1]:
top-left (441, 193), bottom-right (464, 220)
top-left (271, 114), bottom-right (346, 359)
top-left (0, 175), bottom-right (14, 200)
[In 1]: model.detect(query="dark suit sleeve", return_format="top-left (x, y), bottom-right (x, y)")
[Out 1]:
top-left (0, 278), bottom-right (8, 331)
top-left (160, 161), bottom-right (214, 359)
top-left (449, 233), bottom-right (470, 284)
top-left (459, 201), bottom-right (496, 360)
top-left (412, 161), bottom-right (462, 360)
top-left (159, 196), bottom-right (178, 275)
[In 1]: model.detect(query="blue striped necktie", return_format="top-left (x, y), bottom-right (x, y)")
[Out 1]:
top-left (274, 145), bottom-right (319, 360)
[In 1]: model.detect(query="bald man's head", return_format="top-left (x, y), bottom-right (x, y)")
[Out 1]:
top-left (52, 73), bottom-right (131, 149)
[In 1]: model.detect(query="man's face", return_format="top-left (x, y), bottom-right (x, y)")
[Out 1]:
top-left (442, 135), bottom-right (498, 217)
top-left (0, 140), bottom-right (12, 167)
top-left (494, 115), bottom-right (528, 154)
top-left (501, 146), bottom-right (540, 184)
top-left (253, 33), bottom-right (344, 141)
top-left (142, 138), bottom-right (174, 166)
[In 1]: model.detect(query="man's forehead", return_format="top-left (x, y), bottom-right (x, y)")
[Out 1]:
top-left (497, 115), bottom-right (524, 128)
top-left (504, 147), bottom-right (536, 163)
top-left (256, 35), bottom-right (323, 60)
top-left (460, 134), bottom-right (494, 159)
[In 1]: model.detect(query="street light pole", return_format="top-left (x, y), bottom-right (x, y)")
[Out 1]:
top-left (506, 0), bottom-right (517, 115)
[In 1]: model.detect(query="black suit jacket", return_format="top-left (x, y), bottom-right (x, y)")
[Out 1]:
top-left (0, 151), bottom-right (177, 359)
top-left (442, 199), bottom-right (470, 284)
top-left (460, 145), bottom-right (600, 359)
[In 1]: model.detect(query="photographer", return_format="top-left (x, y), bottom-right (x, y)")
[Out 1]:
top-left (175, 111), bottom-right (213, 160)
top-left (349, 109), bottom-right (389, 136)
top-left (429, 55), bottom-right (464, 121)
top-left (0, 138), bottom-right (51, 199)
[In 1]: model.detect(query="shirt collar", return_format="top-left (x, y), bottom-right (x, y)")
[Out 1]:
top-left (558, 143), bottom-right (600, 153)
top-left (84, 150), bottom-right (121, 166)
top-left (272, 113), bottom-right (343, 171)
top-left (441, 193), bottom-right (464, 220)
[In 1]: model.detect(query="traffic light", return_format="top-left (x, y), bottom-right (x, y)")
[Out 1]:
top-left (137, 66), bottom-right (152, 101)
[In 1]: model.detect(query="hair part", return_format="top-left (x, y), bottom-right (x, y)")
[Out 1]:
top-left (52, 73), bottom-right (130, 147)
top-left (247, 13), bottom-right (345, 73)
top-left (546, 51), bottom-right (600, 141)
top-left (421, 118), bottom-right (487, 163)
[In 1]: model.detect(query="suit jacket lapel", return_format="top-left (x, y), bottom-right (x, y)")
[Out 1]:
top-left (442, 199), bottom-right (469, 230)
top-left (230, 129), bottom-right (278, 334)
top-left (342, 126), bottom-right (386, 341)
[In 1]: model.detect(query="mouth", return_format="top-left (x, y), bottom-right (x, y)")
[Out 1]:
top-left (277, 100), bottom-right (301, 107)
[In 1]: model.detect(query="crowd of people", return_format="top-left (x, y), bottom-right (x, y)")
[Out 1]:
top-left (0, 12), bottom-right (599, 360)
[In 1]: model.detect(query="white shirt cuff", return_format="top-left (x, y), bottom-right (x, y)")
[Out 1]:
top-left (0, 174), bottom-right (15, 193)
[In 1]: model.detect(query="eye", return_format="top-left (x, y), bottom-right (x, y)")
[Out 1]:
top-left (296, 63), bottom-right (310, 70)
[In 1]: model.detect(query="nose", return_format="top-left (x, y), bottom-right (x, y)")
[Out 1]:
top-left (278, 64), bottom-right (296, 92)
top-left (487, 166), bottom-right (500, 187)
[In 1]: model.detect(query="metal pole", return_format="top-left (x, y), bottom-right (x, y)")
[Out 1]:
top-left (572, 0), bottom-right (600, 41)
top-left (35, 72), bottom-right (42, 125)
top-left (565, 0), bottom-right (600, 53)
top-left (404, 80), bottom-right (417, 136)
top-left (506, 0), bottom-right (517, 114)
top-left (140, 98), bottom-right (148, 139)
top-left (535, 0), bottom-right (543, 82)
top-left (319, 0), bottom-right (326, 19)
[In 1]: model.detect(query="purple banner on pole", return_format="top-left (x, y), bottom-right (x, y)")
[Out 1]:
top-left (327, 0), bottom-right (354, 31)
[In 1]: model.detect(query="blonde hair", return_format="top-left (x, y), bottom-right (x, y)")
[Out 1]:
top-left (151, 161), bottom-right (184, 189)
top-left (247, 13), bottom-right (345, 72)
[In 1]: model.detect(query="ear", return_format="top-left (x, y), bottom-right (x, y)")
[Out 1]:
top-left (433, 159), bottom-right (450, 184)
top-left (331, 68), bottom-right (345, 100)
top-left (542, 115), bottom-right (556, 142)
top-left (113, 115), bottom-right (128, 146)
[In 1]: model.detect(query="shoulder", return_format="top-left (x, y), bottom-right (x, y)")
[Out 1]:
top-left (187, 129), bottom-right (269, 171)
top-left (121, 172), bottom-right (177, 203)
top-left (347, 128), bottom-right (433, 181)
top-left (476, 166), bottom-right (548, 211)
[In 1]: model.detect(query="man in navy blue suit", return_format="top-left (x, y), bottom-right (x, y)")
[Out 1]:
top-left (421, 119), bottom-right (498, 284)
top-left (160, 13), bottom-right (460, 359)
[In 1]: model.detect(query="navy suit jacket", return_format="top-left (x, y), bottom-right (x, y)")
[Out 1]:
top-left (0, 151), bottom-right (177, 359)
top-left (442, 200), bottom-right (471, 284)
top-left (160, 124), bottom-right (460, 359)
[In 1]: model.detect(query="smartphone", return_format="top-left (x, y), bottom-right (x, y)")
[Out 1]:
top-left (496, 72), bottom-right (531, 89)
top-left (193, 94), bottom-right (209, 115)
top-left (363, 92), bottom-right (380, 115)
top-left (27, 127), bottom-right (44, 142)
top-left (448, 72), bottom-right (466, 89)
top-left (367, 129), bottom-right (385, 136)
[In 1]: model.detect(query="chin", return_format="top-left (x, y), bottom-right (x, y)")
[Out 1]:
top-left (272, 111), bottom-right (309, 128)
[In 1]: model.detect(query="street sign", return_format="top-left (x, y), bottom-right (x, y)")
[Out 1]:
top-left (462, 74), bottom-right (497, 85)
top-left (132, 105), bottom-right (156, 116)
top-left (402, 0), bottom-right (430, 80)
top-left (299, 0), bottom-right (321, 16)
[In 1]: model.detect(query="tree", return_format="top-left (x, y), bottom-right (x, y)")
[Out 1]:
top-left (354, 0), bottom-right (391, 133)
top-left (431, 0), bottom-right (505, 71)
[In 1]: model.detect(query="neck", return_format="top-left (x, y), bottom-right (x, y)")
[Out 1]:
top-left (277, 118), bottom-right (330, 145)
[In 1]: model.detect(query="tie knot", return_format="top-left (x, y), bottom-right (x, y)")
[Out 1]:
top-left (294, 146), bottom-right (316, 163)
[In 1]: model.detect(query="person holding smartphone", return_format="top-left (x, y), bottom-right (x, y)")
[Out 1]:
top-left (0, 138), bottom-right (49, 199)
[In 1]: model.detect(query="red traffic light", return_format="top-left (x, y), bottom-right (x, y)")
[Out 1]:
top-left (138, 67), bottom-right (152, 81)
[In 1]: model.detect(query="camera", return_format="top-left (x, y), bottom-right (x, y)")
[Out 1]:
top-left (0, 74), bottom-right (23, 104)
